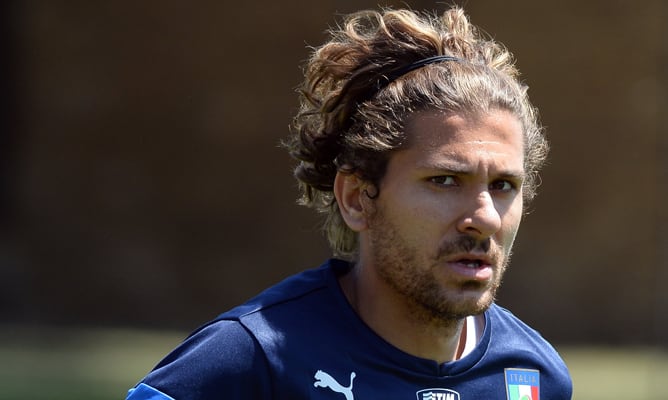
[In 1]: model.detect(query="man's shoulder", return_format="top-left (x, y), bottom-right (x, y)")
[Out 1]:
top-left (487, 304), bottom-right (570, 370)
top-left (488, 303), bottom-right (554, 343)
top-left (486, 304), bottom-right (573, 396)
top-left (211, 258), bottom-right (349, 322)
top-left (129, 259), bottom-right (351, 400)
top-left (132, 319), bottom-right (272, 399)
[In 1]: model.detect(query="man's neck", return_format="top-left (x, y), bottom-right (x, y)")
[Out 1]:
top-left (338, 265), bottom-right (469, 364)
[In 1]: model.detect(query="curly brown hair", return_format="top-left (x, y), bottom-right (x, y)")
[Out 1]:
top-left (284, 7), bottom-right (548, 258)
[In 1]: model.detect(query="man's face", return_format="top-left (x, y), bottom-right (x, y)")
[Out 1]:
top-left (363, 109), bottom-right (525, 321)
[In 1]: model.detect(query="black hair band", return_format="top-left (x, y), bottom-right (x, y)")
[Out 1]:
top-left (361, 55), bottom-right (463, 103)
top-left (384, 55), bottom-right (463, 84)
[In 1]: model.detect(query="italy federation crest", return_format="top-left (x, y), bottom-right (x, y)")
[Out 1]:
top-left (505, 368), bottom-right (540, 400)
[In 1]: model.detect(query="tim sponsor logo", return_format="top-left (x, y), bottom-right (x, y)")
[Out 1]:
top-left (416, 388), bottom-right (460, 400)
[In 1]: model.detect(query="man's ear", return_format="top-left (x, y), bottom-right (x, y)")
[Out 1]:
top-left (333, 171), bottom-right (371, 232)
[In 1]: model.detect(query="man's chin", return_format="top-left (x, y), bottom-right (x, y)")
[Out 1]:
top-left (440, 290), bottom-right (496, 319)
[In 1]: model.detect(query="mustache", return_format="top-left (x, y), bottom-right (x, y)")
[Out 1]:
top-left (438, 235), bottom-right (493, 256)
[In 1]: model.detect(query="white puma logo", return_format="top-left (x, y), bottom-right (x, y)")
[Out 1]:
top-left (313, 370), bottom-right (356, 400)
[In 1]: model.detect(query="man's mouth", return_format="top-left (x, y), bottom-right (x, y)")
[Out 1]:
top-left (449, 254), bottom-right (493, 268)
top-left (445, 253), bottom-right (496, 281)
top-left (461, 259), bottom-right (483, 268)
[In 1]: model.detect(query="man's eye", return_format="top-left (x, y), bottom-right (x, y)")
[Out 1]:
top-left (430, 176), bottom-right (457, 186)
top-left (489, 180), bottom-right (515, 191)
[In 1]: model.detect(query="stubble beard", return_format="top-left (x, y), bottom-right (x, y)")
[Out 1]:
top-left (368, 213), bottom-right (511, 327)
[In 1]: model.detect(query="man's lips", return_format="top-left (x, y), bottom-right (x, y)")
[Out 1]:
top-left (445, 253), bottom-right (495, 280)
top-left (446, 252), bottom-right (494, 266)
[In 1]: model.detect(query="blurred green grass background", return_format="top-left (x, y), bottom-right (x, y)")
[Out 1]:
top-left (0, 325), bottom-right (666, 400)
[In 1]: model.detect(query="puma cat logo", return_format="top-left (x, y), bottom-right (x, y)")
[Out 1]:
top-left (314, 370), bottom-right (356, 400)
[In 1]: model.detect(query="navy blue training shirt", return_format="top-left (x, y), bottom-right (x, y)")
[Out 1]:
top-left (127, 259), bottom-right (572, 399)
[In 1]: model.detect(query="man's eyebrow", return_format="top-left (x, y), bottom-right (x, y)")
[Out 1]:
top-left (414, 158), bottom-right (469, 171)
top-left (495, 171), bottom-right (527, 182)
top-left (416, 160), bottom-right (526, 180)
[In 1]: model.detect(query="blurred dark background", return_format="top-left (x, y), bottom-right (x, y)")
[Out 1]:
top-left (0, 0), bottom-right (665, 348)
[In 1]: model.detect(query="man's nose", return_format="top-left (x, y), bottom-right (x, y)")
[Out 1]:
top-left (455, 190), bottom-right (502, 239)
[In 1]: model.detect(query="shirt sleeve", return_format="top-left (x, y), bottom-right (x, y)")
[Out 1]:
top-left (126, 319), bottom-right (272, 400)
top-left (126, 383), bottom-right (175, 400)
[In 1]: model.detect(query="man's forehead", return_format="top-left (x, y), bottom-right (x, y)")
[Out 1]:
top-left (402, 109), bottom-right (524, 150)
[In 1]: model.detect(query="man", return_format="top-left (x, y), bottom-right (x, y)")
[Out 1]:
top-left (127, 6), bottom-right (572, 399)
